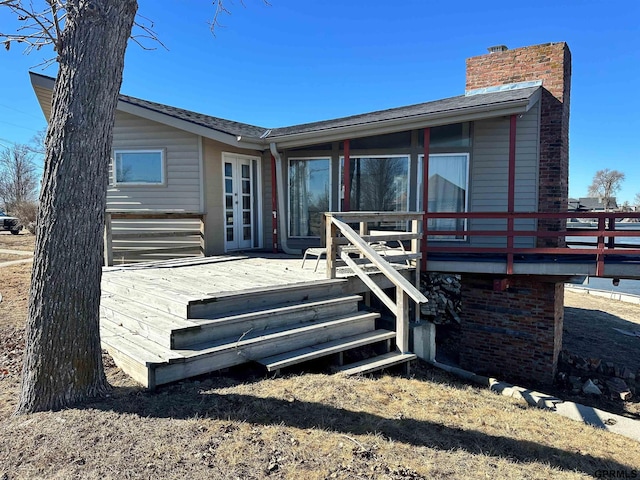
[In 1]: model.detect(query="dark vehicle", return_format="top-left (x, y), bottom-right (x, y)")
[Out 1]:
top-left (0, 210), bottom-right (22, 235)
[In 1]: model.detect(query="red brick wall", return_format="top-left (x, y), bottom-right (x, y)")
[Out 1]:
top-left (459, 275), bottom-right (564, 385)
top-left (466, 43), bottom-right (571, 247)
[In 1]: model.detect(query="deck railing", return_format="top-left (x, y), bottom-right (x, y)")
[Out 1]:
top-left (422, 211), bottom-right (640, 276)
top-left (104, 212), bottom-right (204, 266)
top-left (324, 212), bottom-right (427, 353)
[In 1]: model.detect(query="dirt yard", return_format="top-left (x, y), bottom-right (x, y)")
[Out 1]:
top-left (1, 255), bottom-right (640, 478)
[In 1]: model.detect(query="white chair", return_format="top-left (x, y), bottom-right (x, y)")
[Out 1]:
top-left (301, 247), bottom-right (327, 272)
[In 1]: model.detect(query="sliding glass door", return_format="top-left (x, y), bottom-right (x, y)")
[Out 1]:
top-left (289, 157), bottom-right (331, 237)
top-left (418, 153), bottom-right (469, 240)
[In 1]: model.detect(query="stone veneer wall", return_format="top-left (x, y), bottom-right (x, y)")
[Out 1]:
top-left (466, 42), bottom-right (571, 247)
top-left (459, 275), bottom-right (564, 385)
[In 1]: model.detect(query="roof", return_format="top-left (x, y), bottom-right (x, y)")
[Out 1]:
top-left (118, 94), bottom-right (268, 139)
top-left (30, 72), bottom-right (541, 150)
top-left (268, 87), bottom-right (540, 137)
top-left (578, 197), bottom-right (618, 210)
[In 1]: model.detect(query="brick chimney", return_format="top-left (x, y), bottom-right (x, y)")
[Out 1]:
top-left (466, 42), bottom-right (572, 247)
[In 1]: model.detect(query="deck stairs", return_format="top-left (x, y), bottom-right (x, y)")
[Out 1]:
top-left (100, 276), bottom-right (416, 389)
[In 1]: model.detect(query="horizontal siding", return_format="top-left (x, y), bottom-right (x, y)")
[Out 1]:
top-left (108, 219), bottom-right (203, 264)
top-left (108, 111), bottom-right (202, 212)
top-left (469, 103), bottom-right (539, 248)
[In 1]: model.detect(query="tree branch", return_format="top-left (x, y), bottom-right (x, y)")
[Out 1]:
top-left (46, 0), bottom-right (64, 47)
top-left (0, 0), bottom-right (64, 53)
top-left (131, 14), bottom-right (168, 51)
top-left (0, 1), bottom-right (60, 50)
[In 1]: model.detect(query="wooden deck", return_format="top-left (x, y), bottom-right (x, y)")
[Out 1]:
top-left (100, 253), bottom-right (416, 388)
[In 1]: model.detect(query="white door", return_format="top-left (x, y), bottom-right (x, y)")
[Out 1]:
top-left (223, 155), bottom-right (257, 251)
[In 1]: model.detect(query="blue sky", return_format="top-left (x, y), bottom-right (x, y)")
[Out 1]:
top-left (1, 0), bottom-right (639, 202)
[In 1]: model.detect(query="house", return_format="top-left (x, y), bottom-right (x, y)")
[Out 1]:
top-left (577, 196), bottom-right (618, 212)
top-left (36, 41), bottom-right (634, 387)
top-left (31, 44), bottom-right (553, 262)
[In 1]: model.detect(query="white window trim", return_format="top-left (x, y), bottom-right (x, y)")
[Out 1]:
top-left (339, 154), bottom-right (411, 212)
top-left (114, 148), bottom-right (167, 187)
top-left (418, 153), bottom-right (470, 242)
top-left (288, 156), bottom-right (332, 239)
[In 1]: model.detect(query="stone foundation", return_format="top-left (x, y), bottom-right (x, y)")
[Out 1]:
top-left (459, 274), bottom-right (564, 385)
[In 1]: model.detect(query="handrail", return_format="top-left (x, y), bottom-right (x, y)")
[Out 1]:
top-left (422, 210), bottom-right (640, 276)
top-left (331, 217), bottom-right (427, 304)
top-left (325, 212), bottom-right (427, 353)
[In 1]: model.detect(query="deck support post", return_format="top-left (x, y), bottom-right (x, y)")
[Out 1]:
top-left (412, 217), bottom-right (421, 322)
top-left (325, 214), bottom-right (337, 279)
top-left (396, 289), bottom-right (409, 353)
top-left (104, 211), bottom-right (113, 267)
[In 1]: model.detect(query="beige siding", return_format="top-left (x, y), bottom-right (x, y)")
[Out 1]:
top-left (109, 218), bottom-right (203, 264)
top-left (108, 111), bottom-right (202, 212)
top-left (469, 103), bottom-right (539, 248)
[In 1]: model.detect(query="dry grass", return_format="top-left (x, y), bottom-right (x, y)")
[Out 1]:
top-left (1, 260), bottom-right (640, 478)
top-left (2, 359), bottom-right (640, 479)
top-left (564, 290), bottom-right (640, 373)
top-left (0, 231), bottom-right (36, 251)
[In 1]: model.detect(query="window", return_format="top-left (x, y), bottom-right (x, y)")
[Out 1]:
top-left (289, 157), bottom-right (331, 237)
top-left (418, 154), bottom-right (469, 240)
top-left (340, 156), bottom-right (410, 212)
top-left (115, 150), bottom-right (165, 185)
top-left (419, 122), bottom-right (471, 149)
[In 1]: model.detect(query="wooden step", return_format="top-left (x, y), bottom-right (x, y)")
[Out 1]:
top-left (172, 295), bottom-right (362, 349)
top-left (188, 279), bottom-right (348, 318)
top-left (102, 276), bottom-right (193, 317)
top-left (256, 329), bottom-right (396, 372)
top-left (100, 317), bottom-right (184, 388)
top-left (334, 351), bottom-right (417, 376)
top-left (100, 293), bottom-right (195, 348)
top-left (102, 311), bottom-right (379, 389)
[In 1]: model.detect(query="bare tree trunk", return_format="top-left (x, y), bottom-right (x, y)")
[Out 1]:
top-left (17, 0), bottom-right (138, 413)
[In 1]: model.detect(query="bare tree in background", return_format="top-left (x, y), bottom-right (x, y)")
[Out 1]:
top-left (634, 193), bottom-right (640, 210)
top-left (0, 143), bottom-right (39, 211)
top-left (1, 0), bottom-right (252, 413)
top-left (351, 157), bottom-right (404, 211)
top-left (587, 168), bottom-right (625, 211)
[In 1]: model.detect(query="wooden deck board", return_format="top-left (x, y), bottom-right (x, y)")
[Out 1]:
top-left (99, 253), bottom-right (418, 387)
top-left (102, 254), bottom-right (326, 301)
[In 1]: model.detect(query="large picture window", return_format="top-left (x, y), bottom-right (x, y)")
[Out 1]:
top-left (340, 156), bottom-right (409, 212)
top-left (289, 157), bottom-right (331, 237)
top-left (115, 150), bottom-right (165, 185)
top-left (418, 153), bottom-right (469, 240)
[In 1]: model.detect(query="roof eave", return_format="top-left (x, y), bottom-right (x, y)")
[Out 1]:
top-left (30, 72), bottom-right (54, 119)
top-left (29, 72), bottom-right (266, 151)
top-left (116, 99), bottom-right (265, 150)
top-left (267, 91), bottom-right (541, 149)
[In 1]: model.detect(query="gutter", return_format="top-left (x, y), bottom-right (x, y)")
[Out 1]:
top-left (265, 95), bottom-right (539, 149)
top-left (270, 142), bottom-right (301, 255)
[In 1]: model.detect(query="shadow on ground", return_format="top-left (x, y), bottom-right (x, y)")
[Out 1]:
top-left (83, 370), bottom-right (636, 477)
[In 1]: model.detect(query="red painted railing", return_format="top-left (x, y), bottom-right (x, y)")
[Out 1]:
top-left (422, 211), bottom-right (640, 276)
